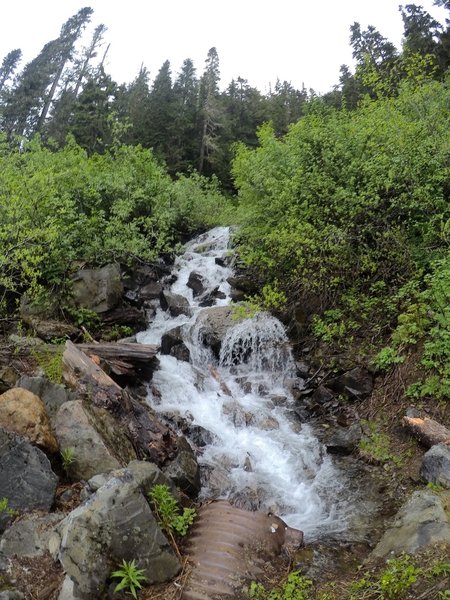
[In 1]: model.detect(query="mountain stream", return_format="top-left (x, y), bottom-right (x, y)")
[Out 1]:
top-left (137, 227), bottom-right (360, 540)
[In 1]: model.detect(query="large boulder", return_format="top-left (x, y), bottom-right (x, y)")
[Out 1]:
top-left (193, 306), bottom-right (235, 359)
top-left (163, 437), bottom-right (201, 497)
top-left (15, 376), bottom-right (72, 427)
top-left (54, 400), bottom-right (136, 480)
top-left (420, 443), bottom-right (450, 489)
top-left (159, 291), bottom-right (190, 317)
top-left (52, 461), bottom-right (181, 598)
top-left (161, 326), bottom-right (190, 362)
top-left (0, 428), bottom-right (58, 526)
top-left (187, 272), bottom-right (205, 297)
top-left (371, 490), bottom-right (450, 558)
top-left (0, 513), bottom-right (64, 558)
top-left (71, 264), bottom-right (123, 314)
top-left (0, 388), bottom-right (58, 453)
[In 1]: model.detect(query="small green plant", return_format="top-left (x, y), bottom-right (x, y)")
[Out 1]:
top-left (248, 571), bottom-right (312, 599)
top-left (378, 554), bottom-right (421, 598)
top-left (358, 420), bottom-right (396, 464)
top-left (0, 497), bottom-right (18, 518)
top-left (373, 346), bottom-right (404, 371)
top-left (439, 591), bottom-right (450, 599)
top-left (426, 481), bottom-right (444, 493)
top-left (61, 447), bottom-right (76, 474)
top-left (30, 345), bottom-right (64, 384)
top-left (148, 484), bottom-right (196, 537)
top-left (110, 559), bottom-right (147, 599)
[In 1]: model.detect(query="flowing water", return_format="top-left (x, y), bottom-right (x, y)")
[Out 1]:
top-left (137, 227), bottom-right (356, 540)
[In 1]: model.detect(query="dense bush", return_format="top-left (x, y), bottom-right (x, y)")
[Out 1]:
top-left (0, 135), bottom-right (229, 312)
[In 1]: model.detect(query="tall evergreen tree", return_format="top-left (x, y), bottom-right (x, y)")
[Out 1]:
top-left (172, 58), bottom-right (199, 172)
top-left (147, 60), bottom-right (175, 162)
top-left (0, 50), bottom-right (22, 92)
top-left (198, 47), bottom-right (222, 174)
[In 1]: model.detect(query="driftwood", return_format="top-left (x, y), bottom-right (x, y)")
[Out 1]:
top-left (403, 416), bottom-right (450, 448)
top-left (62, 341), bottom-right (177, 465)
top-left (76, 342), bottom-right (159, 379)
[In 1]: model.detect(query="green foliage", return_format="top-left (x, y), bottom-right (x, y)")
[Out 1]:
top-left (148, 484), bottom-right (196, 537)
top-left (30, 346), bottom-right (64, 384)
top-left (60, 447), bottom-right (76, 474)
top-left (358, 421), bottom-right (401, 465)
top-left (0, 497), bottom-right (18, 518)
top-left (232, 78), bottom-right (450, 364)
top-left (65, 307), bottom-right (101, 331)
top-left (248, 571), bottom-right (312, 600)
top-left (373, 346), bottom-right (404, 371)
top-left (349, 555), bottom-right (421, 599)
top-left (110, 559), bottom-right (147, 599)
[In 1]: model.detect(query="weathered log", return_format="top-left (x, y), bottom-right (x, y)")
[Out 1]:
top-left (403, 416), bottom-right (450, 448)
top-left (77, 342), bottom-right (159, 379)
top-left (62, 341), bottom-right (177, 465)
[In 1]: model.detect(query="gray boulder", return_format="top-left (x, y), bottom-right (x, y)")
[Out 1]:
top-left (161, 326), bottom-right (190, 362)
top-left (159, 291), bottom-right (190, 317)
top-left (372, 490), bottom-right (450, 557)
top-left (420, 443), bottom-right (450, 488)
top-left (0, 428), bottom-right (58, 527)
top-left (71, 264), bottom-right (123, 314)
top-left (0, 513), bottom-right (64, 558)
top-left (163, 437), bottom-right (201, 497)
top-left (52, 461), bottom-right (181, 598)
top-left (193, 306), bottom-right (235, 358)
top-left (54, 400), bottom-right (136, 480)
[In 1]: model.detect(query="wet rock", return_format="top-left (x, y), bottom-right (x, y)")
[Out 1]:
top-left (371, 490), bottom-right (450, 557)
top-left (0, 427), bottom-right (58, 523)
top-left (161, 326), bottom-right (190, 362)
top-left (420, 444), bottom-right (450, 488)
top-left (15, 376), bottom-right (71, 426)
top-left (71, 264), bottom-right (123, 314)
top-left (323, 423), bottom-right (362, 455)
top-left (194, 306), bottom-right (235, 358)
top-left (310, 385), bottom-right (335, 405)
top-left (0, 513), bottom-right (64, 558)
top-left (0, 388), bottom-right (59, 453)
top-left (295, 361), bottom-right (311, 378)
top-left (140, 281), bottom-right (163, 301)
top-left (259, 416), bottom-right (280, 431)
top-left (328, 367), bottom-right (373, 400)
top-left (198, 286), bottom-right (227, 307)
top-left (53, 462), bottom-right (181, 598)
top-left (54, 400), bottom-right (134, 480)
top-left (159, 291), bottom-right (190, 317)
top-left (229, 486), bottom-right (262, 510)
top-left (222, 401), bottom-right (254, 426)
top-left (187, 271), bottom-right (205, 297)
top-left (163, 437), bottom-right (201, 497)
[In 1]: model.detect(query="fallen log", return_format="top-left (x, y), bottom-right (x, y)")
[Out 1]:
top-left (77, 342), bottom-right (159, 379)
top-left (403, 416), bottom-right (450, 448)
top-left (62, 341), bottom-right (177, 465)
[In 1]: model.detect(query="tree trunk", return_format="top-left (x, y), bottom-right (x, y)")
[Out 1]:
top-left (403, 416), bottom-right (450, 448)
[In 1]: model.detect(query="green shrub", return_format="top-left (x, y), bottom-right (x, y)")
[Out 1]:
top-left (148, 484), bottom-right (196, 537)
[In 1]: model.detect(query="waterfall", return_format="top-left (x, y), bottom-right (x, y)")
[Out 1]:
top-left (138, 227), bottom-right (354, 539)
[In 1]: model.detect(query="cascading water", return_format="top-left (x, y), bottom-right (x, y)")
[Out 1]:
top-left (137, 227), bottom-right (354, 539)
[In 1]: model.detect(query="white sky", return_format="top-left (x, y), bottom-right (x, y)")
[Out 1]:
top-left (1, 0), bottom-right (448, 94)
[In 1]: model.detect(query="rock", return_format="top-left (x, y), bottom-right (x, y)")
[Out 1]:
top-left (328, 367), bottom-right (373, 400)
top-left (58, 576), bottom-right (82, 600)
top-left (295, 361), bottom-right (311, 378)
top-left (0, 427), bottom-right (58, 521)
top-left (161, 326), bottom-right (190, 362)
top-left (310, 385), bottom-right (335, 405)
top-left (54, 400), bottom-right (135, 480)
top-left (198, 287), bottom-right (227, 307)
top-left (140, 281), bottom-right (164, 301)
top-left (420, 444), bottom-right (450, 488)
top-left (53, 463), bottom-right (181, 598)
top-left (15, 376), bottom-right (71, 426)
top-left (0, 367), bottom-right (18, 393)
top-left (371, 490), bottom-right (450, 557)
top-left (187, 272), bottom-right (205, 297)
top-left (163, 437), bottom-right (201, 497)
top-left (323, 423), bottom-right (362, 455)
top-left (8, 334), bottom-right (45, 348)
top-left (0, 592), bottom-right (25, 600)
top-left (21, 318), bottom-right (79, 341)
top-left (159, 291), bottom-right (190, 317)
top-left (0, 513), bottom-right (64, 558)
top-left (259, 416), bottom-right (280, 430)
top-left (0, 388), bottom-right (59, 453)
top-left (193, 306), bottom-right (235, 359)
top-left (71, 264), bottom-right (123, 314)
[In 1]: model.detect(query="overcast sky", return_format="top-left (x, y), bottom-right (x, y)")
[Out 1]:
top-left (1, 0), bottom-right (448, 94)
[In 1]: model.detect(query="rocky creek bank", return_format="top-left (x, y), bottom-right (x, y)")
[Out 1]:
top-left (0, 257), bottom-right (449, 599)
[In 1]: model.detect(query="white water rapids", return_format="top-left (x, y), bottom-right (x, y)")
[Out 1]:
top-left (137, 227), bottom-right (355, 539)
